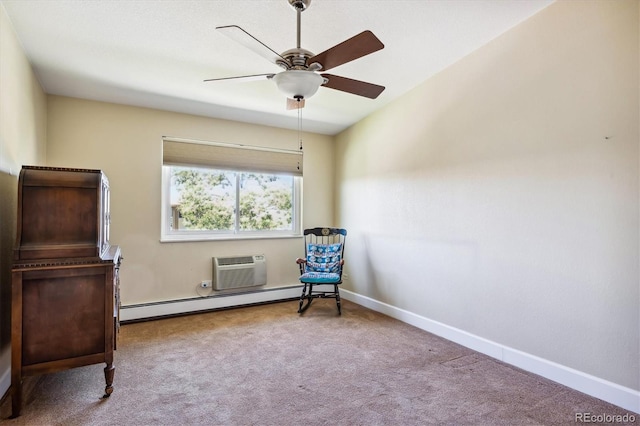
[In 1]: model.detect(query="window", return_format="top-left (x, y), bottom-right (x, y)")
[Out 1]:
top-left (161, 138), bottom-right (302, 241)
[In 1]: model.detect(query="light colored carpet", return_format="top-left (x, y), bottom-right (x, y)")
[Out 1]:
top-left (0, 299), bottom-right (635, 425)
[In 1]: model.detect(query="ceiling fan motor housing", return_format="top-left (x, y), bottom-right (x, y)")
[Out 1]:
top-left (280, 48), bottom-right (315, 69)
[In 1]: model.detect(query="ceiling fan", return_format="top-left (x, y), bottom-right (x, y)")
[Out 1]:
top-left (205, 0), bottom-right (385, 109)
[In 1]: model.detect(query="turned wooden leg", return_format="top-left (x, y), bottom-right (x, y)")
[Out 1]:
top-left (103, 363), bottom-right (115, 398)
top-left (11, 377), bottom-right (22, 418)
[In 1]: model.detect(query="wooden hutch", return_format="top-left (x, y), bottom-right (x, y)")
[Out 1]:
top-left (11, 166), bottom-right (122, 417)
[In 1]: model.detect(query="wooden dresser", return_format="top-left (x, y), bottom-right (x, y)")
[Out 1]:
top-left (10, 166), bottom-right (122, 417)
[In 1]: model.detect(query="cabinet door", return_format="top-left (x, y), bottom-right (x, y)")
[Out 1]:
top-left (21, 267), bottom-right (108, 366)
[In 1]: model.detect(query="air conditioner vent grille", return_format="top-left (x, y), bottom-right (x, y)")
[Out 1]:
top-left (213, 255), bottom-right (267, 290)
top-left (217, 256), bottom-right (254, 266)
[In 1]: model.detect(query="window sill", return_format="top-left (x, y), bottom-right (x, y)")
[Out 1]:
top-left (160, 232), bottom-right (302, 243)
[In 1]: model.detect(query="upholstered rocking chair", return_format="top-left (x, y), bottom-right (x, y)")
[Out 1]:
top-left (295, 227), bottom-right (347, 315)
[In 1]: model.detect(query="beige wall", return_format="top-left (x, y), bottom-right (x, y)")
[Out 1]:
top-left (336, 0), bottom-right (639, 391)
top-left (46, 96), bottom-right (335, 305)
top-left (0, 4), bottom-right (47, 394)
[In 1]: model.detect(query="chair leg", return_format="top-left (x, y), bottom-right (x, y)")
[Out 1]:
top-left (298, 283), bottom-right (315, 314)
top-left (298, 283), bottom-right (307, 313)
top-left (299, 283), bottom-right (342, 315)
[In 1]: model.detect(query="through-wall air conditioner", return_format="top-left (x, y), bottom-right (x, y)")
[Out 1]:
top-left (212, 255), bottom-right (267, 290)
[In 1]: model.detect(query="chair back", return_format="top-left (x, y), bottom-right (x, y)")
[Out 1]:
top-left (302, 227), bottom-right (347, 276)
top-left (303, 227), bottom-right (347, 244)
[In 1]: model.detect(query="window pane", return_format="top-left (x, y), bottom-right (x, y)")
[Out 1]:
top-left (170, 166), bottom-right (236, 231)
top-left (239, 173), bottom-right (293, 231)
top-left (165, 166), bottom-right (298, 238)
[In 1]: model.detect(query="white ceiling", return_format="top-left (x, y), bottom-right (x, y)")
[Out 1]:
top-left (1, 0), bottom-right (554, 135)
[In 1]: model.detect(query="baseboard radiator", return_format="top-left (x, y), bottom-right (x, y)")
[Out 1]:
top-left (213, 255), bottom-right (267, 290)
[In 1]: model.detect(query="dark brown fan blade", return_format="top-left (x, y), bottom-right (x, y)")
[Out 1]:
top-left (204, 73), bottom-right (275, 83)
top-left (217, 25), bottom-right (286, 65)
top-left (309, 30), bottom-right (384, 72)
top-left (287, 98), bottom-right (305, 110)
top-left (321, 74), bottom-right (385, 99)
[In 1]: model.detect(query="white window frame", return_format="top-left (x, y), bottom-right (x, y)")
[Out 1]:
top-left (160, 138), bottom-right (303, 242)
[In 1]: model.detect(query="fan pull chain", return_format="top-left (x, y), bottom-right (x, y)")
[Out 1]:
top-left (298, 102), bottom-right (303, 151)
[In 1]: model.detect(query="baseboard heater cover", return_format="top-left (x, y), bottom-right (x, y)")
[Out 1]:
top-left (120, 285), bottom-right (302, 322)
top-left (213, 254), bottom-right (267, 290)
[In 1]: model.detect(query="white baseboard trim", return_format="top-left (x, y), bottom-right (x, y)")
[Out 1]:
top-left (340, 289), bottom-right (640, 414)
top-left (120, 285), bottom-right (301, 322)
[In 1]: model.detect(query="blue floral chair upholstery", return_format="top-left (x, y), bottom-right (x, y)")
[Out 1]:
top-left (296, 227), bottom-right (347, 315)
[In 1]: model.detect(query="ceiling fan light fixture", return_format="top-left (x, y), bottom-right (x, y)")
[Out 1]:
top-left (273, 70), bottom-right (323, 100)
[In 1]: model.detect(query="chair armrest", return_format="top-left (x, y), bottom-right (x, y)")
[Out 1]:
top-left (296, 257), bottom-right (306, 274)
